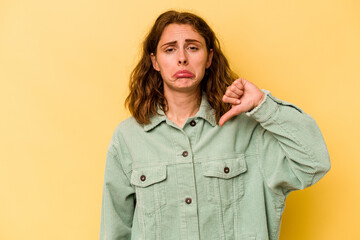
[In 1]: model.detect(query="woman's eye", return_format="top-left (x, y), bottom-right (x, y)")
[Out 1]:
top-left (188, 46), bottom-right (199, 51)
top-left (165, 48), bottom-right (175, 53)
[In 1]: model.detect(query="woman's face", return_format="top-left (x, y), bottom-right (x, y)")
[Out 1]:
top-left (151, 24), bottom-right (213, 95)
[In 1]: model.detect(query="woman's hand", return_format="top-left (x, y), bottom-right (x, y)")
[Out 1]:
top-left (219, 78), bottom-right (265, 126)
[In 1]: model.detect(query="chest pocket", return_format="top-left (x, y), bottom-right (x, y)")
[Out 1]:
top-left (130, 165), bottom-right (167, 215)
top-left (202, 155), bottom-right (247, 205)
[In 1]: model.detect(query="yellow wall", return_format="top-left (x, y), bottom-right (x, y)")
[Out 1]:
top-left (1, 0), bottom-right (359, 239)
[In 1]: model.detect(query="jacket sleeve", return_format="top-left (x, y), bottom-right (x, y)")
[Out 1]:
top-left (99, 129), bottom-right (135, 240)
top-left (247, 90), bottom-right (331, 196)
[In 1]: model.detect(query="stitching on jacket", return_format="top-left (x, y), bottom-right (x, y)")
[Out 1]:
top-left (273, 110), bottom-right (317, 177)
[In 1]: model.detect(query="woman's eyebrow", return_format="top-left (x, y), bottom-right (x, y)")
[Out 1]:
top-left (160, 39), bottom-right (202, 48)
top-left (185, 39), bottom-right (201, 44)
top-left (160, 41), bottom-right (177, 48)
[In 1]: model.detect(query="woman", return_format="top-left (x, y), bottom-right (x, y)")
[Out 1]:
top-left (100, 10), bottom-right (330, 240)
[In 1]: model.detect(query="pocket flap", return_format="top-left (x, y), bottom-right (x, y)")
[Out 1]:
top-left (131, 165), bottom-right (167, 187)
top-left (203, 156), bottom-right (247, 179)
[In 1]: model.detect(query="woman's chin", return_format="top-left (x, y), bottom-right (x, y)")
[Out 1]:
top-left (164, 78), bottom-right (201, 92)
top-left (171, 83), bottom-right (201, 93)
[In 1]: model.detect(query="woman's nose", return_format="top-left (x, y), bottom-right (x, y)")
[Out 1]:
top-left (177, 50), bottom-right (188, 65)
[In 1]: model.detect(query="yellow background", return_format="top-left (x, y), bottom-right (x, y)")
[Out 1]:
top-left (1, 0), bottom-right (359, 239)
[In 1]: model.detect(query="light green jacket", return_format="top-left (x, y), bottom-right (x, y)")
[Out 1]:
top-left (99, 90), bottom-right (330, 240)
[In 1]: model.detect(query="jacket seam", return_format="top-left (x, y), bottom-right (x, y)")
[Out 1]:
top-left (257, 105), bottom-right (318, 196)
top-left (255, 123), bottom-right (284, 198)
top-left (115, 130), bottom-right (134, 182)
top-left (272, 110), bottom-right (318, 188)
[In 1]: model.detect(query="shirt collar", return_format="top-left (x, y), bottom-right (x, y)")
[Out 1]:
top-left (195, 92), bottom-right (217, 127)
top-left (143, 108), bottom-right (167, 132)
top-left (143, 92), bottom-right (217, 132)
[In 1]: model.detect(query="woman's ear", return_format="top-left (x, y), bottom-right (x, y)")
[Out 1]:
top-left (206, 49), bottom-right (213, 69)
top-left (150, 53), bottom-right (160, 71)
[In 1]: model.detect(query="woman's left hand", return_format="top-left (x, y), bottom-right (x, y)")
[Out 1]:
top-left (219, 78), bottom-right (265, 126)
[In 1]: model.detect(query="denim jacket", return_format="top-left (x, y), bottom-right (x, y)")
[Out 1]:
top-left (99, 90), bottom-right (330, 240)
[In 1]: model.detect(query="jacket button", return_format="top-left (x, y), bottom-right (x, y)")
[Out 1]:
top-left (185, 197), bottom-right (192, 204)
top-left (140, 175), bottom-right (146, 181)
top-left (224, 167), bottom-right (230, 173)
top-left (190, 120), bottom-right (196, 127)
top-left (182, 151), bottom-right (188, 157)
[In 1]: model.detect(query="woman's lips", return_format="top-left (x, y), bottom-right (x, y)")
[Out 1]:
top-left (173, 70), bottom-right (195, 78)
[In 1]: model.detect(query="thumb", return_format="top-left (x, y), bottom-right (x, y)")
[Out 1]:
top-left (219, 105), bottom-right (246, 126)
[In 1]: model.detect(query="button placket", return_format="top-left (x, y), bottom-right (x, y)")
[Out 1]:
top-left (170, 126), bottom-right (199, 228)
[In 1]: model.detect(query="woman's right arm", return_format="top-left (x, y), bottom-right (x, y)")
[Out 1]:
top-left (99, 130), bottom-right (135, 240)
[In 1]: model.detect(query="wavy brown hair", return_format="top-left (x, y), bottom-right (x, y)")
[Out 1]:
top-left (125, 10), bottom-right (238, 125)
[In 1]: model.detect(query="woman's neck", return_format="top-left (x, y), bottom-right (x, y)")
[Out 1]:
top-left (164, 88), bottom-right (201, 128)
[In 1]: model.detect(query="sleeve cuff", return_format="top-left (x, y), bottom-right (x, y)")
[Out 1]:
top-left (245, 89), bottom-right (279, 122)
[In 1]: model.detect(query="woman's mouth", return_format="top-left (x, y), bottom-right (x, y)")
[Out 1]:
top-left (173, 70), bottom-right (195, 78)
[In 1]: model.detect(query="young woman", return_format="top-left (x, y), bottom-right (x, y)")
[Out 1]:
top-left (99, 10), bottom-right (330, 240)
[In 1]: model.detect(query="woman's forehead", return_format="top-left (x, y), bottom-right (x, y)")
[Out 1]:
top-left (158, 24), bottom-right (205, 46)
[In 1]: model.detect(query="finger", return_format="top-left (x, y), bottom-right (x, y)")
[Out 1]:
top-left (219, 108), bottom-right (242, 126)
top-left (219, 104), bottom-right (248, 126)
top-left (225, 84), bottom-right (244, 98)
top-left (222, 95), bottom-right (241, 105)
top-left (233, 79), bottom-right (245, 92)
top-left (219, 109), bottom-right (236, 126)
